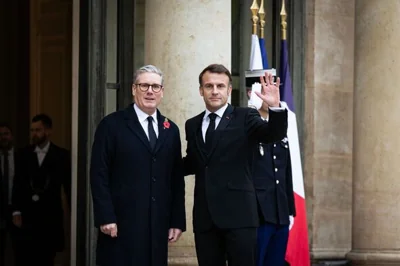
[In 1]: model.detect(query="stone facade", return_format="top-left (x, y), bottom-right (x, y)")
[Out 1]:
top-left (135, 0), bottom-right (400, 265)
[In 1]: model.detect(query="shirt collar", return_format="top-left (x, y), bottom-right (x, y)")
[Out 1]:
top-left (35, 142), bottom-right (50, 153)
top-left (134, 104), bottom-right (158, 124)
top-left (204, 103), bottom-right (229, 120)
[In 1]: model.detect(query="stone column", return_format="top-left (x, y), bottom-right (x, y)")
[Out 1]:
top-left (347, 1), bottom-right (400, 265)
top-left (305, 0), bottom-right (354, 262)
top-left (144, 1), bottom-right (231, 265)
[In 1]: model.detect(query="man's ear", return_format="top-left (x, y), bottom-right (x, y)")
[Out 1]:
top-left (132, 84), bottom-right (136, 96)
top-left (227, 85), bottom-right (232, 96)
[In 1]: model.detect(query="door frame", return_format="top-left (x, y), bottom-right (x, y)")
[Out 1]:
top-left (71, 0), bottom-right (135, 265)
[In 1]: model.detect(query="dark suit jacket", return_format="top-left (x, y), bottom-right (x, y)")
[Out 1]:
top-left (253, 139), bottom-right (296, 225)
top-left (90, 105), bottom-right (185, 266)
top-left (184, 104), bottom-right (288, 232)
top-left (11, 143), bottom-right (71, 251)
top-left (0, 149), bottom-right (17, 228)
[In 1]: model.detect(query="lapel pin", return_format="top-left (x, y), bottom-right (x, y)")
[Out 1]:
top-left (163, 118), bottom-right (170, 129)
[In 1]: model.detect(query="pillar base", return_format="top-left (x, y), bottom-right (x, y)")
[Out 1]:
top-left (168, 257), bottom-right (197, 266)
top-left (347, 250), bottom-right (400, 266)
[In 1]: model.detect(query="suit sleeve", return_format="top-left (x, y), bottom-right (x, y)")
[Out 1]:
top-left (245, 108), bottom-right (288, 143)
top-left (169, 127), bottom-right (186, 231)
top-left (183, 120), bottom-right (195, 176)
top-left (90, 118), bottom-right (117, 227)
top-left (62, 150), bottom-right (72, 209)
top-left (11, 151), bottom-right (28, 213)
top-left (286, 148), bottom-right (296, 217)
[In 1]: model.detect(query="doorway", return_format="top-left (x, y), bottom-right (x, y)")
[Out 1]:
top-left (0, 0), bottom-right (73, 265)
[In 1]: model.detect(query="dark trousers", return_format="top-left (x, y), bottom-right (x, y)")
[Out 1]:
top-left (0, 207), bottom-right (25, 266)
top-left (195, 226), bottom-right (257, 266)
top-left (20, 229), bottom-right (57, 266)
top-left (0, 227), bottom-right (5, 265)
top-left (256, 223), bottom-right (289, 266)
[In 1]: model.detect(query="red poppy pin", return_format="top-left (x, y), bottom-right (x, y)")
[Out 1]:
top-left (163, 118), bottom-right (170, 129)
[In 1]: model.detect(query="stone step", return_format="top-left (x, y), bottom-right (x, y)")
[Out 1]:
top-left (312, 260), bottom-right (350, 266)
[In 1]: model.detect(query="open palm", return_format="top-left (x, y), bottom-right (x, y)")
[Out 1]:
top-left (255, 72), bottom-right (280, 107)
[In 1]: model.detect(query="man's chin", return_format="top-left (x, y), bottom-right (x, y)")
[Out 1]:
top-left (209, 103), bottom-right (223, 109)
top-left (143, 104), bottom-right (157, 110)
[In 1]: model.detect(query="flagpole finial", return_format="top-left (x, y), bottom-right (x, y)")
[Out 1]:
top-left (258, 0), bottom-right (265, 38)
top-left (250, 0), bottom-right (260, 35)
top-left (280, 0), bottom-right (287, 40)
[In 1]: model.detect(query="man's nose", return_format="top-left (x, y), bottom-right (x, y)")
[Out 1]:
top-left (146, 88), bottom-right (155, 94)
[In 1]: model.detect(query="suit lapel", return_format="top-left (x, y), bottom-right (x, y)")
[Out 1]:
top-left (193, 112), bottom-right (207, 163)
top-left (154, 112), bottom-right (170, 154)
top-left (39, 143), bottom-right (54, 169)
top-left (207, 105), bottom-right (234, 160)
top-left (124, 105), bottom-right (153, 154)
top-left (29, 146), bottom-right (39, 170)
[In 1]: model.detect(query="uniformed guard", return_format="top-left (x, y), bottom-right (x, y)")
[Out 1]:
top-left (253, 101), bottom-right (296, 266)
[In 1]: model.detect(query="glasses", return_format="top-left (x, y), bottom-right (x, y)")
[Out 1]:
top-left (135, 83), bottom-right (163, 93)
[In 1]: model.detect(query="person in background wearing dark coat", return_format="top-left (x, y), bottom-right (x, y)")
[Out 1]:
top-left (253, 101), bottom-right (296, 266)
top-left (90, 65), bottom-right (186, 266)
top-left (12, 114), bottom-right (71, 266)
top-left (0, 123), bottom-right (22, 266)
top-left (184, 64), bottom-right (288, 266)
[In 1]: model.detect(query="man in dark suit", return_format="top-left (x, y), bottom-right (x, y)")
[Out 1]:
top-left (253, 101), bottom-right (296, 266)
top-left (90, 65), bottom-right (186, 266)
top-left (0, 122), bottom-right (20, 266)
top-left (12, 114), bottom-right (71, 266)
top-left (184, 64), bottom-right (288, 266)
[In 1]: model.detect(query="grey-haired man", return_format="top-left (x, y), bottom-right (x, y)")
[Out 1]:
top-left (90, 65), bottom-right (186, 266)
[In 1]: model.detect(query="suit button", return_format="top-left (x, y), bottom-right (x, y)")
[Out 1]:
top-left (152, 157), bottom-right (156, 162)
top-left (152, 197), bottom-right (156, 202)
top-left (152, 177), bottom-right (156, 182)
top-left (273, 155), bottom-right (276, 159)
top-left (274, 144), bottom-right (276, 147)
top-left (276, 180), bottom-right (279, 184)
top-left (275, 168), bottom-right (278, 172)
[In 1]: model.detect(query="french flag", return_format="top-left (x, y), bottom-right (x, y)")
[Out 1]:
top-left (280, 32), bottom-right (310, 266)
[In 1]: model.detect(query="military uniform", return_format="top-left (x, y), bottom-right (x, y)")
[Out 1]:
top-left (253, 137), bottom-right (296, 266)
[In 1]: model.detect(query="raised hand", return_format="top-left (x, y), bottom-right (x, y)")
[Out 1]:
top-left (255, 72), bottom-right (280, 108)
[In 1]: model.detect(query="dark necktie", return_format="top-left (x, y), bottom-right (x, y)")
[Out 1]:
top-left (147, 116), bottom-right (157, 151)
top-left (205, 113), bottom-right (217, 151)
top-left (2, 150), bottom-right (9, 205)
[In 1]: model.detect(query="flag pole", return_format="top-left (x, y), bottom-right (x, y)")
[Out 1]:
top-left (258, 0), bottom-right (265, 39)
top-left (250, 0), bottom-right (259, 35)
top-left (280, 0), bottom-right (287, 40)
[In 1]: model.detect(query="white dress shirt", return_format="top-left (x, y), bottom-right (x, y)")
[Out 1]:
top-left (134, 104), bottom-right (159, 139)
top-left (35, 141), bottom-right (50, 166)
top-left (1, 147), bottom-right (14, 204)
top-left (202, 104), bottom-right (229, 142)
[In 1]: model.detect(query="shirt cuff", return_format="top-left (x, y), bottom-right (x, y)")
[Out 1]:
top-left (269, 102), bottom-right (285, 111)
top-left (12, 211), bottom-right (21, 216)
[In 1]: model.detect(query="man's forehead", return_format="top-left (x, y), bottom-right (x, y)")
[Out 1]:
top-left (202, 72), bottom-right (229, 83)
top-left (137, 72), bottom-right (162, 83)
top-left (31, 121), bottom-right (44, 128)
